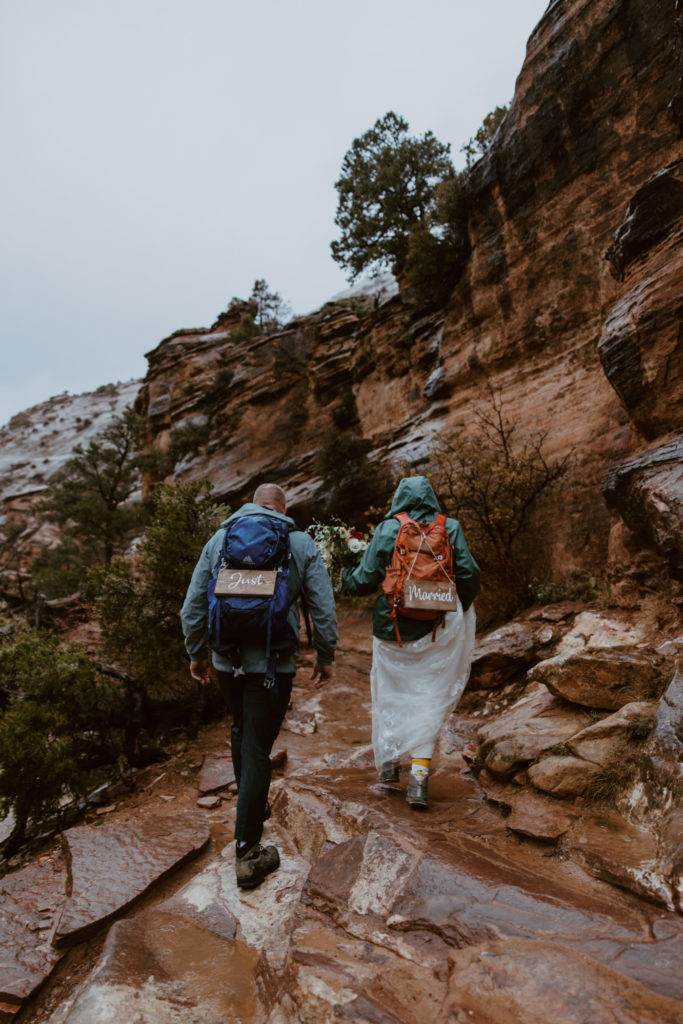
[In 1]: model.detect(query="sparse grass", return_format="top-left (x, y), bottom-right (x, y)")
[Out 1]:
top-left (532, 572), bottom-right (608, 606)
top-left (584, 754), bottom-right (640, 806)
top-left (627, 716), bottom-right (655, 741)
top-left (549, 743), bottom-right (572, 757)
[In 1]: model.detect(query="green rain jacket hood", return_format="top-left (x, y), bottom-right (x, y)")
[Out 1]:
top-left (388, 476), bottom-right (440, 521)
top-left (342, 476), bottom-right (480, 642)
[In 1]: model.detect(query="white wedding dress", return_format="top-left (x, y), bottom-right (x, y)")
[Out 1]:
top-left (370, 603), bottom-right (476, 766)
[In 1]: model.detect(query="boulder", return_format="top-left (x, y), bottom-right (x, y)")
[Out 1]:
top-left (479, 775), bottom-right (579, 841)
top-left (469, 621), bottom-right (555, 690)
top-left (477, 684), bottom-right (591, 777)
top-left (552, 611), bottom-right (650, 655)
top-left (528, 649), bottom-right (667, 710)
top-left (567, 701), bottom-right (658, 764)
top-left (528, 755), bottom-right (600, 798)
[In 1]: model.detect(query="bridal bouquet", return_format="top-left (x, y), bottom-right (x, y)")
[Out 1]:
top-left (308, 521), bottom-right (372, 588)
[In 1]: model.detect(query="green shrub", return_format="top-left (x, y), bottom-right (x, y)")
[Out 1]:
top-left (627, 717), bottom-right (655, 741)
top-left (88, 481), bottom-right (229, 721)
top-left (205, 368), bottom-right (235, 408)
top-left (461, 105), bottom-right (509, 167)
top-left (584, 755), bottom-right (640, 806)
top-left (168, 422), bottom-right (211, 465)
top-left (316, 430), bottom-right (392, 524)
top-left (426, 388), bottom-right (569, 617)
top-left (30, 540), bottom-right (85, 598)
top-left (0, 623), bottom-right (123, 854)
top-left (532, 572), bottom-right (608, 606)
top-left (229, 312), bottom-right (257, 343)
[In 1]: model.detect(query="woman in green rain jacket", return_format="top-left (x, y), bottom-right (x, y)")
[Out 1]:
top-left (342, 476), bottom-right (480, 809)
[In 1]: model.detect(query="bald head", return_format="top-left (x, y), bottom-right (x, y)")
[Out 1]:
top-left (253, 483), bottom-right (287, 514)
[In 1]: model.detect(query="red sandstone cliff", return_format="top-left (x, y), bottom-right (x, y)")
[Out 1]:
top-left (136, 0), bottom-right (682, 599)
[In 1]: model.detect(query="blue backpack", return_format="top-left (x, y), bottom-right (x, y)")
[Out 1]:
top-left (207, 514), bottom-right (298, 685)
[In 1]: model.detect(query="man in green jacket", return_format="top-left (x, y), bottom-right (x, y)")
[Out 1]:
top-left (181, 483), bottom-right (338, 889)
top-left (342, 476), bottom-right (479, 809)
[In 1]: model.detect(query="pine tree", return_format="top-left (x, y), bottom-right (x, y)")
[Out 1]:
top-left (330, 111), bottom-right (453, 279)
top-left (40, 406), bottom-right (144, 567)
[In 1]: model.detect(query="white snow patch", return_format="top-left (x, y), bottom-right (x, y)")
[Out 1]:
top-left (329, 270), bottom-right (398, 307)
top-left (0, 380), bottom-right (141, 504)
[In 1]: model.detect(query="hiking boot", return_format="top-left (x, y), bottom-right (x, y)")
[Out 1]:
top-left (406, 774), bottom-right (428, 809)
top-left (377, 761), bottom-right (400, 784)
top-left (235, 843), bottom-right (280, 890)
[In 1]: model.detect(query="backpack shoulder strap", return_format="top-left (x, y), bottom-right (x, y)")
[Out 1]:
top-left (286, 524), bottom-right (313, 647)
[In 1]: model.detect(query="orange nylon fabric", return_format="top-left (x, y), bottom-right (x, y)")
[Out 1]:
top-left (381, 512), bottom-right (455, 646)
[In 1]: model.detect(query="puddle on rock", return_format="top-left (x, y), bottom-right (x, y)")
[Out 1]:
top-left (145, 910), bottom-right (260, 1020)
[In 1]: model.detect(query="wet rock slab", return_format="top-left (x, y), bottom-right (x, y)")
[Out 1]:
top-left (445, 938), bottom-right (683, 1024)
top-left (50, 912), bottom-right (261, 1024)
top-left (52, 824), bottom-right (309, 1023)
top-left (54, 811), bottom-right (210, 946)
top-left (567, 809), bottom-right (671, 909)
top-left (197, 755), bottom-right (235, 794)
top-left (0, 850), bottom-right (68, 1016)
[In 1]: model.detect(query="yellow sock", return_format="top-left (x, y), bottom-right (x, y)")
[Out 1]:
top-left (411, 758), bottom-right (431, 778)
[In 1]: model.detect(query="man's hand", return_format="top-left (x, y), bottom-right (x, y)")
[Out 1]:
top-left (190, 659), bottom-right (213, 686)
top-left (311, 662), bottom-right (333, 689)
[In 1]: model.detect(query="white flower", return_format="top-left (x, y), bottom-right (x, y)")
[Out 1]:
top-left (348, 537), bottom-right (368, 553)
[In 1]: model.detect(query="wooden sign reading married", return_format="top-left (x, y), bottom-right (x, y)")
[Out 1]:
top-left (215, 569), bottom-right (277, 597)
top-left (402, 579), bottom-right (458, 612)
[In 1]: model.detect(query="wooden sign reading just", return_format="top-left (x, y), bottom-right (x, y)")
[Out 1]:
top-left (215, 569), bottom-right (277, 597)
top-left (402, 579), bottom-right (458, 612)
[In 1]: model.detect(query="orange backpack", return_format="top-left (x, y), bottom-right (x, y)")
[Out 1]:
top-left (381, 512), bottom-right (457, 646)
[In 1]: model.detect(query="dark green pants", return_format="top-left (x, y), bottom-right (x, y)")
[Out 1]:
top-left (217, 671), bottom-right (293, 846)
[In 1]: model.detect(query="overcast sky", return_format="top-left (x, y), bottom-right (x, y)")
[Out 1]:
top-left (0, 0), bottom-right (548, 428)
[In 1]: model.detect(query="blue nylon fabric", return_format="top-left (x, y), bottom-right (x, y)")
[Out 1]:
top-left (207, 515), bottom-right (296, 660)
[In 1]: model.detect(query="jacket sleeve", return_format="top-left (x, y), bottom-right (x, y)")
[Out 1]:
top-left (448, 519), bottom-right (480, 611)
top-left (342, 520), bottom-right (397, 595)
top-left (298, 535), bottom-right (338, 666)
top-left (180, 533), bottom-right (219, 662)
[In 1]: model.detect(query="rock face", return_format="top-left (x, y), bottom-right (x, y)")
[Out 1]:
top-left (602, 436), bottom-right (683, 580)
top-left (129, 0), bottom-right (682, 597)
